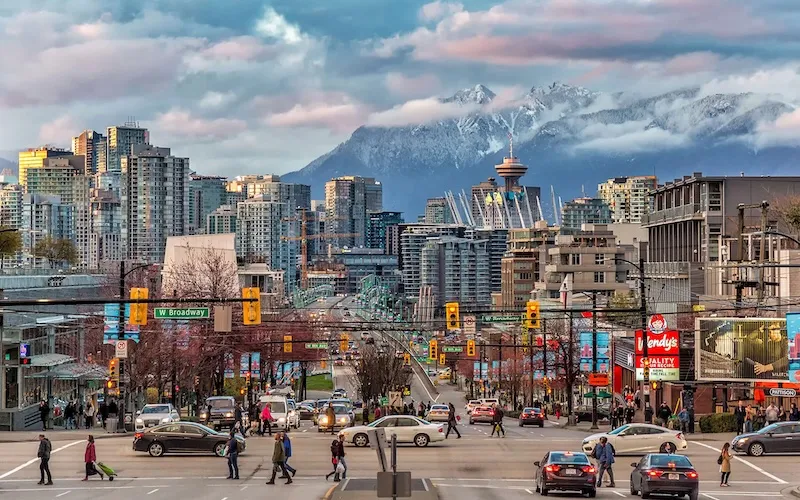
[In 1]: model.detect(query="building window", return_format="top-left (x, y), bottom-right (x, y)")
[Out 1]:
top-left (595, 254), bottom-right (605, 265)
top-left (594, 272), bottom-right (605, 283)
top-left (570, 253), bottom-right (580, 265)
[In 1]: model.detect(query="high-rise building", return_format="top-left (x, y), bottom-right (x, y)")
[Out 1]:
top-left (424, 198), bottom-right (454, 224)
top-left (207, 205), bottom-right (237, 234)
top-left (0, 182), bottom-right (23, 229)
top-left (72, 130), bottom-right (107, 175)
top-left (398, 223), bottom-right (467, 299)
top-left (188, 175), bottom-right (227, 234)
top-left (107, 123), bottom-right (149, 173)
top-left (121, 145), bottom-right (188, 262)
top-left (22, 194), bottom-right (74, 266)
top-left (18, 147), bottom-right (72, 188)
top-left (236, 195), bottom-right (294, 277)
top-left (25, 155), bottom-right (84, 202)
top-left (561, 197), bottom-right (612, 229)
top-left (367, 211), bottom-right (404, 251)
top-left (89, 188), bottom-right (122, 268)
top-left (420, 236), bottom-right (491, 308)
top-left (325, 176), bottom-right (382, 248)
top-left (470, 227), bottom-right (508, 293)
top-left (500, 223), bottom-right (559, 308)
top-left (597, 176), bottom-right (657, 224)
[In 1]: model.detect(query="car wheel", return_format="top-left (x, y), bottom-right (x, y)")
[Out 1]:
top-left (585, 488), bottom-right (596, 498)
top-left (469, 420), bottom-right (474, 425)
top-left (534, 477), bottom-right (540, 493)
top-left (414, 433), bottom-right (430, 447)
top-left (630, 478), bottom-right (637, 495)
top-left (214, 442), bottom-right (227, 457)
top-left (540, 485), bottom-right (548, 496)
top-left (748, 442), bottom-right (765, 457)
top-left (354, 433), bottom-right (369, 447)
top-left (641, 484), bottom-right (651, 499)
top-left (659, 442), bottom-right (676, 453)
top-left (148, 442), bottom-right (165, 457)
top-left (519, 421), bottom-right (523, 427)
top-left (688, 487), bottom-right (699, 500)
top-left (538, 423), bottom-right (544, 428)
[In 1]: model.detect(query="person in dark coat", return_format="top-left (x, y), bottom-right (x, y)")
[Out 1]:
top-left (445, 402), bottom-right (461, 438)
top-left (37, 434), bottom-right (53, 485)
top-left (280, 432), bottom-right (296, 478)
top-left (226, 432), bottom-right (239, 480)
top-left (39, 401), bottom-right (50, 431)
top-left (266, 433), bottom-right (292, 485)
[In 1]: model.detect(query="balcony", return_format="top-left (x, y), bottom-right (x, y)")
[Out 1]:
top-left (642, 203), bottom-right (703, 225)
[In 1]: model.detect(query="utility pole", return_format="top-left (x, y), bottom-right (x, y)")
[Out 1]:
top-left (118, 261), bottom-right (125, 432)
top-left (590, 292), bottom-right (599, 430)
top-left (541, 318), bottom-right (547, 406)
top-left (639, 257), bottom-right (650, 423)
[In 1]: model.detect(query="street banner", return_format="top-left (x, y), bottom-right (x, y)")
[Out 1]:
top-left (784, 314), bottom-right (800, 383)
top-left (103, 303), bottom-right (141, 344)
top-left (251, 352), bottom-right (261, 377)
top-left (239, 354), bottom-right (249, 377)
top-left (579, 332), bottom-right (610, 373)
top-left (696, 318), bottom-right (788, 382)
top-left (224, 353), bottom-right (234, 379)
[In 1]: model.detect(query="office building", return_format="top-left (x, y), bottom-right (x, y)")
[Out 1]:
top-left (500, 222), bottom-right (559, 308)
top-left (188, 175), bottom-right (227, 234)
top-left (561, 197), bottom-right (612, 229)
top-left (207, 205), bottom-right (237, 234)
top-left (398, 223), bottom-right (468, 299)
top-left (367, 211), bottom-right (404, 251)
top-left (598, 176), bottom-right (657, 224)
top-left (107, 123), bottom-right (149, 173)
top-left (235, 195), bottom-right (296, 284)
top-left (325, 176), bottom-right (382, 248)
top-left (89, 188), bottom-right (122, 268)
top-left (72, 130), bottom-right (107, 175)
top-left (22, 194), bottom-right (74, 265)
top-left (420, 236), bottom-right (491, 308)
top-left (18, 147), bottom-right (72, 188)
top-left (121, 145), bottom-right (189, 263)
top-left (424, 198), bottom-right (454, 224)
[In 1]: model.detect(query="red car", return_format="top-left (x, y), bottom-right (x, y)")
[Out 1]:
top-left (469, 405), bottom-right (495, 425)
top-left (519, 407), bottom-right (545, 427)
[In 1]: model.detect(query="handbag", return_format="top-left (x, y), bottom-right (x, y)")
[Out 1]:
top-left (336, 462), bottom-right (345, 474)
top-left (717, 455), bottom-right (723, 465)
top-left (332, 457), bottom-right (338, 465)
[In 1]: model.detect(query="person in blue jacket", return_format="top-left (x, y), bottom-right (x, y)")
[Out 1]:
top-left (280, 432), bottom-right (297, 478)
top-left (594, 436), bottom-right (616, 487)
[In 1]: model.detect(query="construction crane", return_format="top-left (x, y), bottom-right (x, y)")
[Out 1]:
top-left (281, 209), bottom-right (360, 289)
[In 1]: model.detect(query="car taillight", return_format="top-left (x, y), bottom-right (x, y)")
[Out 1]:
top-left (675, 433), bottom-right (683, 440)
top-left (648, 470), bottom-right (664, 478)
top-left (438, 427), bottom-right (443, 432)
top-left (581, 466), bottom-right (596, 474)
top-left (134, 432), bottom-right (143, 439)
top-left (544, 464), bottom-right (561, 473)
top-left (686, 470), bottom-right (698, 479)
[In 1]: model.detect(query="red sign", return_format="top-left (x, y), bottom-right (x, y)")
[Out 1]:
top-left (635, 330), bottom-right (680, 356)
top-left (635, 356), bottom-right (678, 369)
top-left (588, 373), bottom-right (609, 386)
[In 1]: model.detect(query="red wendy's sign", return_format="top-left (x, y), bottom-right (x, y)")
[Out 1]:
top-left (635, 356), bottom-right (678, 369)
top-left (635, 329), bottom-right (680, 356)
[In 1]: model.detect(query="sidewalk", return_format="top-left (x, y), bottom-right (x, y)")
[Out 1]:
top-left (546, 416), bottom-right (736, 442)
top-left (0, 429), bottom-right (128, 443)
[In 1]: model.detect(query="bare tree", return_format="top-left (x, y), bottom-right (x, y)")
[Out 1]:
top-left (349, 344), bottom-right (412, 403)
top-left (162, 244), bottom-right (239, 300)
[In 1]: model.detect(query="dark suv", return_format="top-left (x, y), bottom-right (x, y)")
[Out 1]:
top-left (200, 396), bottom-right (237, 431)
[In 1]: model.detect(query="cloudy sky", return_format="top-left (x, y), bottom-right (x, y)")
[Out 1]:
top-left (0, 0), bottom-right (799, 176)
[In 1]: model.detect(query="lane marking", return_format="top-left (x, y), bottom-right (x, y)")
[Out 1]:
top-left (0, 440), bottom-right (83, 480)
top-left (56, 491), bottom-right (71, 498)
top-left (421, 478), bottom-right (429, 491)
top-left (524, 488), bottom-right (533, 494)
top-left (702, 494), bottom-right (721, 500)
top-left (240, 485), bottom-right (248, 491)
top-left (612, 491), bottom-right (626, 497)
top-left (691, 441), bottom-right (787, 484)
top-left (147, 489), bottom-right (159, 495)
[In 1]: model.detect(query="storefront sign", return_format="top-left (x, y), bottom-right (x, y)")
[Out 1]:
top-left (635, 329), bottom-right (680, 381)
top-left (696, 318), bottom-right (788, 382)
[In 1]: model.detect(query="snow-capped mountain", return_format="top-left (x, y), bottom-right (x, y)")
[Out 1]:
top-left (284, 82), bottom-right (799, 218)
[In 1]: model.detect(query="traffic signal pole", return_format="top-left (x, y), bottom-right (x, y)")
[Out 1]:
top-left (639, 257), bottom-right (651, 423)
top-left (590, 292), bottom-right (599, 430)
top-left (117, 261), bottom-right (126, 433)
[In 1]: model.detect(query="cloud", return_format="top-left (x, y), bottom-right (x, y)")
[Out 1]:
top-left (38, 115), bottom-right (78, 146)
top-left (199, 91), bottom-right (236, 109)
top-left (751, 108), bottom-right (800, 148)
top-left (266, 97), bottom-right (370, 133)
top-left (385, 72), bottom-right (442, 97)
top-left (366, 97), bottom-right (479, 127)
top-left (575, 127), bottom-right (689, 153)
top-left (701, 67), bottom-right (800, 101)
top-left (255, 7), bottom-right (306, 45)
top-left (154, 109), bottom-right (247, 141)
top-left (419, 1), bottom-right (463, 22)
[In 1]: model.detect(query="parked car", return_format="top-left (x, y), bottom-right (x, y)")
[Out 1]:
top-left (135, 404), bottom-right (180, 432)
top-left (534, 451), bottom-right (596, 497)
top-left (582, 423), bottom-right (688, 455)
top-left (575, 404), bottom-right (611, 423)
top-left (519, 407), bottom-right (545, 427)
top-left (339, 415), bottom-right (445, 448)
top-left (731, 422), bottom-right (800, 456)
top-left (297, 404), bottom-right (315, 421)
top-left (133, 421), bottom-right (245, 457)
top-left (629, 453), bottom-right (699, 500)
top-left (469, 405), bottom-right (495, 425)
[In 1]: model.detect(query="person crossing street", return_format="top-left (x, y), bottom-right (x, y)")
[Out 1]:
top-left (266, 433), bottom-right (292, 485)
top-left (594, 437), bottom-right (616, 487)
top-left (226, 431), bottom-right (239, 480)
top-left (37, 434), bottom-right (52, 485)
top-left (490, 403), bottom-right (505, 437)
top-left (280, 432), bottom-right (297, 478)
top-left (445, 402), bottom-right (461, 439)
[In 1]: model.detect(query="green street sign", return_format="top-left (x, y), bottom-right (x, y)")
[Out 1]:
top-left (442, 346), bottom-right (463, 353)
top-left (480, 314), bottom-right (523, 323)
top-left (154, 307), bottom-right (210, 319)
top-left (415, 356), bottom-right (427, 363)
top-left (379, 396), bottom-right (389, 406)
top-left (305, 342), bottom-right (329, 349)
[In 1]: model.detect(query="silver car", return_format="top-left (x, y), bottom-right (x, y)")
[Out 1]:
top-left (582, 423), bottom-right (688, 455)
top-left (135, 404), bottom-right (180, 431)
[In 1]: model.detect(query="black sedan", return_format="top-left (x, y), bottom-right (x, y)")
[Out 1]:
top-left (575, 404), bottom-right (611, 423)
top-left (731, 422), bottom-right (800, 456)
top-left (629, 453), bottom-right (698, 500)
top-left (534, 451), bottom-right (597, 498)
top-left (133, 422), bottom-right (246, 457)
top-left (297, 404), bottom-right (315, 420)
top-left (519, 407), bottom-right (545, 427)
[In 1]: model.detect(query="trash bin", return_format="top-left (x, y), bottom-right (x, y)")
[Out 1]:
top-left (568, 414), bottom-right (578, 426)
top-left (106, 418), bottom-right (119, 433)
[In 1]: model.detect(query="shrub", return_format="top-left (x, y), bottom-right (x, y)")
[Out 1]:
top-left (698, 412), bottom-right (738, 433)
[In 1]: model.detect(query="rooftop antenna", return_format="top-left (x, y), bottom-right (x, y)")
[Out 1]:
top-left (507, 132), bottom-right (513, 158)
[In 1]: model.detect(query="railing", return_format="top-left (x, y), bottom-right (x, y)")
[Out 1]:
top-left (642, 203), bottom-right (702, 224)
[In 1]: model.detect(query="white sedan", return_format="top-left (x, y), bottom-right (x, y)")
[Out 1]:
top-left (426, 404), bottom-right (450, 422)
top-left (582, 423), bottom-right (688, 455)
top-left (339, 415), bottom-right (445, 447)
top-left (465, 400), bottom-right (481, 414)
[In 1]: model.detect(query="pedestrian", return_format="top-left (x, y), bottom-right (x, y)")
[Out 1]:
top-left (280, 432), bottom-right (297, 478)
top-left (99, 400), bottom-right (108, 429)
top-left (325, 438), bottom-right (341, 482)
top-left (234, 402), bottom-right (244, 435)
top-left (374, 406), bottom-right (382, 421)
top-left (37, 434), bottom-right (53, 485)
top-left (490, 403), bottom-right (505, 438)
top-left (226, 431), bottom-right (240, 480)
top-left (64, 402), bottom-right (75, 430)
top-left (266, 433), bottom-right (292, 485)
top-left (734, 400), bottom-right (746, 434)
top-left (85, 402), bottom-right (95, 429)
top-left (790, 403), bottom-right (800, 422)
top-left (625, 402), bottom-right (635, 424)
top-left (39, 400), bottom-right (50, 431)
top-left (779, 407), bottom-right (787, 421)
top-left (766, 403), bottom-right (779, 425)
top-left (332, 434), bottom-right (347, 479)
top-left (108, 399), bottom-right (118, 419)
top-left (445, 402), bottom-right (461, 439)
top-left (745, 404), bottom-right (754, 432)
top-left (610, 403), bottom-right (618, 429)
top-left (82, 435), bottom-right (103, 481)
top-left (718, 442), bottom-right (731, 487)
top-left (594, 436), bottom-right (616, 487)
top-left (325, 403), bottom-right (336, 435)
top-left (678, 407), bottom-right (689, 434)
top-left (261, 403), bottom-right (273, 436)
top-left (77, 402), bottom-right (84, 428)
top-left (418, 402), bottom-right (425, 417)
top-left (657, 402), bottom-right (672, 427)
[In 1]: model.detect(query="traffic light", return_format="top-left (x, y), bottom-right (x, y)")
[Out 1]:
top-left (467, 339), bottom-right (476, 357)
top-left (320, 360), bottom-right (327, 369)
top-left (409, 340), bottom-right (414, 350)
top-left (439, 353), bottom-right (446, 366)
top-left (445, 302), bottom-right (460, 330)
top-left (642, 357), bottom-right (650, 380)
top-left (108, 358), bottom-right (119, 383)
top-left (283, 335), bottom-right (292, 353)
top-left (129, 287), bottom-right (149, 325)
top-left (241, 287), bottom-right (262, 325)
top-left (340, 333), bottom-right (349, 353)
top-left (526, 300), bottom-right (541, 329)
top-left (403, 352), bottom-right (411, 366)
top-left (428, 339), bottom-right (438, 360)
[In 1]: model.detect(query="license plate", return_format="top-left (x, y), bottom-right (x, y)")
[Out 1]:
top-left (565, 469), bottom-right (577, 475)
top-left (146, 423), bottom-right (155, 427)
top-left (668, 473), bottom-right (679, 480)
top-left (212, 421), bottom-right (220, 426)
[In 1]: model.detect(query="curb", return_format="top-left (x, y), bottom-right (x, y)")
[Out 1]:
top-left (790, 486), bottom-right (800, 499)
top-left (321, 483), bottom-right (338, 500)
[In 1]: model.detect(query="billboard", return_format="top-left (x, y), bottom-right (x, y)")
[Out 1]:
top-left (635, 328), bottom-right (680, 381)
top-left (784, 314), bottom-right (800, 383)
top-left (696, 318), bottom-right (789, 382)
top-left (579, 332), bottom-right (610, 373)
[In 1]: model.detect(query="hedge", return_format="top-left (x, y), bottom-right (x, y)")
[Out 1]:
top-left (698, 412), bottom-right (738, 433)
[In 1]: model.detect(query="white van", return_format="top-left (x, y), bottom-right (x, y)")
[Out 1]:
top-left (259, 395), bottom-right (291, 431)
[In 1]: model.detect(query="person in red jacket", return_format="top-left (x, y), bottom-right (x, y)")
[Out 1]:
top-left (260, 403), bottom-right (273, 436)
top-left (82, 435), bottom-right (103, 481)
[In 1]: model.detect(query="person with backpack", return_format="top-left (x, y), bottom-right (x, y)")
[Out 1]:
top-left (594, 437), bottom-right (616, 487)
top-left (226, 431), bottom-right (239, 480)
top-left (490, 403), bottom-right (505, 437)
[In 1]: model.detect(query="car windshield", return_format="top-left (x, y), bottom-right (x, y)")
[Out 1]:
top-left (608, 424), bottom-right (630, 435)
top-left (267, 402), bottom-right (287, 413)
top-left (316, 400), bottom-right (329, 409)
top-left (206, 399), bottom-right (234, 409)
top-left (469, 400), bottom-right (480, 405)
top-left (549, 452), bottom-right (590, 464)
top-left (333, 406), bottom-right (349, 414)
top-left (650, 455), bottom-right (692, 467)
top-left (759, 423), bottom-right (782, 434)
top-left (523, 408), bottom-right (542, 414)
top-left (142, 405), bottom-right (170, 414)
top-left (431, 405), bottom-right (448, 411)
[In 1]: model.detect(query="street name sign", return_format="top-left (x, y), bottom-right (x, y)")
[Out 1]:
top-left (481, 314), bottom-right (522, 323)
top-left (442, 346), bottom-right (463, 353)
top-left (154, 307), bottom-right (210, 319)
top-left (305, 342), bottom-right (329, 349)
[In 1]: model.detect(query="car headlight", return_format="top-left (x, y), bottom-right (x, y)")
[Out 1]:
top-left (320, 416), bottom-right (328, 424)
top-left (199, 412), bottom-right (207, 419)
top-left (289, 411), bottom-right (296, 417)
top-left (161, 417), bottom-right (171, 423)
top-left (278, 417), bottom-right (286, 422)
top-left (225, 412), bottom-right (233, 418)
top-left (136, 418), bottom-right (143, 424)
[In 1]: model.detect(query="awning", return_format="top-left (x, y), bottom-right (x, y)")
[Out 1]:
top-left (26, 353), bottom-right (74, 368)
top-left (25, 362), bottom-right (108, 380)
